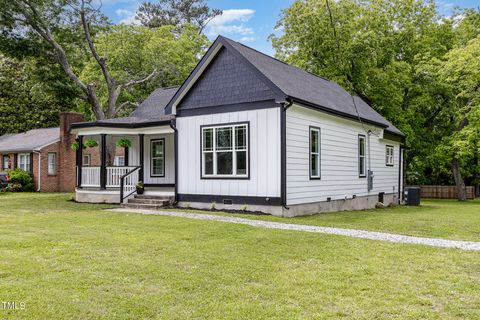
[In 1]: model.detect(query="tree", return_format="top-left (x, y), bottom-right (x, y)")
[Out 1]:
top-left (0, 54), bottom-right (77, 135)
top-left (136, 0), bottom-right (221, 33)
top-left (79, 24), bottom-right (209, 118)
top-left (0, 0), bottom-right (158, 120)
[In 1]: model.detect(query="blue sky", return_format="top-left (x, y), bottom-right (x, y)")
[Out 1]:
top-left (103, 0), bottom-right (478, 56)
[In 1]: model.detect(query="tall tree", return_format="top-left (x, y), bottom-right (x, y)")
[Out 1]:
top-left (136, 0), bottom-right (221, 33)
top-left (0, 0), bottom-right (158, 120)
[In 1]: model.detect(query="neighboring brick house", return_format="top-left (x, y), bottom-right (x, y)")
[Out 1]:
top-left (0, 112), bottom-right (84, 192)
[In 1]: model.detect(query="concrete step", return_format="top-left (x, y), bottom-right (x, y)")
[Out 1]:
top-left (128, 198), bottom-right (170, 205)
top-left (122, 203), bottom-right (168, 210)
top-left (134, 194), bottom-right (174, 201)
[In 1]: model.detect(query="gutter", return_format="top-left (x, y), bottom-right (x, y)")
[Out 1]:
top-left (33, 150), bottom-right (41, 192)
top-left (281, 99), bottom-right (294, 210)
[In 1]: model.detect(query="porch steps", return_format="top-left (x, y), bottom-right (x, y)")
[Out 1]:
top-left (122, 194), bottom-right (173, 210)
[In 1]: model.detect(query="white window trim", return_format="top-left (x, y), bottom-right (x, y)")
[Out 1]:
top-left (309, 127), bottom-right (321, 179)
top-left (47, 152), bottom-right (57, 175)
top-left (150, 139), bottom-right (165, 177)
top-left (386, 145), bottom-right (394, 166)
top-left (82, 154), bottom-right (91, 166)
top-left (358, 135), bottom-right (366, 177)
top-left (2, 155), bottom-right (9, 170)
top-left (201, 123), bottom-right (249, 179)
top-left (114, 155), bottom-right (125, 166)
top-left (18, 153), bottom-right (31, 172)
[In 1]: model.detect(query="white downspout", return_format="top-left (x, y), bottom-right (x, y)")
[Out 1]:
top-left (33, 150), bottom-right (41, 191)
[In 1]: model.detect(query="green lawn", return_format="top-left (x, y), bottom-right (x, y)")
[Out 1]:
top-left (174, 199), bottom-right (480, 241)
top-left (0, 193), bottom-right (479, 319)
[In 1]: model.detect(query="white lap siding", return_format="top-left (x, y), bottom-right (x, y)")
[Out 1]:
top-left (286, 104), bottom-right (401, 206)
top-left (176, 107), bottom-right (281, 198)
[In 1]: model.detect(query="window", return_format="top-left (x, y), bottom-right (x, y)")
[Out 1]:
top-left (2, 155), bottom-right (9, 170)
top-left (151, 139), bottom-right (165, 177)
top-left (18, 153), bottom-right (31, 172)
top-left (47, 153), bottom-right (57, 175)
top-left (201, 123), bottom-right (249, 178)
top-left (82, 155), bottom-right (91, 166)
top-left (386, 145), bottom-right (394, 166)
top-left (309, 127), bottom-right (321, 179)
top-left (358, 135), bottom-right (366, 177)
top-left (114, 156), bottom-right (125, 166)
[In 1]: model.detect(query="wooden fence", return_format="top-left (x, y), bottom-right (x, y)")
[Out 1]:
top-left (419, 185), bottom-right (476, 200)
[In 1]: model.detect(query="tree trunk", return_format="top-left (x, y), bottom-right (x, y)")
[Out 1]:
top-left (452, 157), bottom-right (467, 201)
top-left (106, 138), bottom-right (117, 167)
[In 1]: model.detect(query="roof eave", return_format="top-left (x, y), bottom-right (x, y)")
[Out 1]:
top-left (70, 119), bottom-right (173, 131)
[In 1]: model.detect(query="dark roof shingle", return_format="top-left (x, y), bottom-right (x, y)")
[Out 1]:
top-left (0, 128), bottom-right (60, 152)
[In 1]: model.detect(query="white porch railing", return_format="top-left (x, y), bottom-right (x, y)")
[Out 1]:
top-left (81, 167), bottom-right (101, 187)
top-left (106, 166), bottom-right (137, 188)
top-left (79, 166), bottom-right (139, 188)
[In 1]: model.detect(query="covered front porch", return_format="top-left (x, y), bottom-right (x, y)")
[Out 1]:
top-left (71, 120), bottom-right (176, 204)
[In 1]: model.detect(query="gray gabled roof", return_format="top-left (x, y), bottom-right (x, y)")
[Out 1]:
top-left (70, 87), bottom-right (179, 129)
top-left (167, 36), bottom-right (403, 137)
top-left (0, 127), bottom-right (60, 153)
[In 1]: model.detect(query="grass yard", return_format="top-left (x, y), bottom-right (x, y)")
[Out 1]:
top-left (0, 193), bottom-right (479, 319)
top-left (177, 199), bottom-right (480, 241)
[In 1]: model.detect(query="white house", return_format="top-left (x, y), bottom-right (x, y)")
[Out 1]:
top-left (71, 35), bottom-right (405, 217)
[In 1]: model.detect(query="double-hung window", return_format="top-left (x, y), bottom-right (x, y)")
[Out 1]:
top-left (114, 156), bottom-right (125, 166)
top-left (202, 123), bottom-right (249, 178)
top-left (151, 139), bottom-right (165, 177)
top-left (358, 135), bottom-right (366, 177)
top-left (47, 153), bottom-right (57, 175)
top-left (18, 153), bottom-right (31, 172)
top-left (385, 145), bottom-right (394, 166)
top-left (82, 155), bottom-right (91, 166)
top-left (2, 155), bottom-right (9, 170)
top-left (309, 127), bottom-right (321, 179)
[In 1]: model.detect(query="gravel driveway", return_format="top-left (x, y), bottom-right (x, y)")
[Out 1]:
top-left (111, 208), bottom-right (480, 251)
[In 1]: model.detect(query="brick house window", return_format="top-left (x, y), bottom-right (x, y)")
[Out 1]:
top-left (48, 153), bottom-right (57, 175)
top-left (2, 155), bottom-right (8, 170)
top-left (82, 155), bottom-right (91, 166)
top-left (114, 156), bottom-right (125, 166)
top-left (18, 153), bottom-right (30, 172)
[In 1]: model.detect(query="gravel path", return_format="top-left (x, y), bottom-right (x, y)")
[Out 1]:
top-left (111, 208), bottom-right (480, 251)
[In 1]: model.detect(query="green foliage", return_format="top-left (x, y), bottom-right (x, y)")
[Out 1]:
top-left (8, 168), bottom-right (34, 192)
top-left (117, 138), bottom-right (132, 148)
top-left (79, 24), bottom-right (209, 117)
top-left (136, 0), bottom-right (222, 31)
top-left (84, 138), bottom-right (98, 148)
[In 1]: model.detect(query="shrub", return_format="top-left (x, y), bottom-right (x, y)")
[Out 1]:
top-left (8, 168), bottom-right (34, 191)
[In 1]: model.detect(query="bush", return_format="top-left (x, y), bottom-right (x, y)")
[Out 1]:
top-left (8, 168), bottom-right (34, 191)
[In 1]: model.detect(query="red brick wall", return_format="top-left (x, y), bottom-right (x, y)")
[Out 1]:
top-left (58, 112), bottom-right (84, 192)
top-left (32, 143), bottom-right (60, 192)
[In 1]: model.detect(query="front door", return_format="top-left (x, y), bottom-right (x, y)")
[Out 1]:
top-left (144, 134), bottom-right (174, 185)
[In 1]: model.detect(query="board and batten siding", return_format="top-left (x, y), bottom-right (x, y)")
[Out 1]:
top-left (176, 108), bottom-right (281, 198)
top-left (286, 104), bottom-right (401, 206)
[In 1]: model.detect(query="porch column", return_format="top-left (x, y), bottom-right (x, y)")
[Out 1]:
top-left (139, 134), bottom-right (144, 181)
top-left (100, 134), bottom-right (107, 190)
top-left (124, 147), bottom-right (129, 166)
top-left (76, 135), bottom-right (83, 188)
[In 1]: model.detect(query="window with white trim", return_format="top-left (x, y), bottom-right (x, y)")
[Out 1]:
top-left (18, 153), bottom-right (31, 172)
top-left (114, 156), bottom-right (125, 166)
top-left (310, 127), bottom-right (321, 179)
top-left (48, 153), bottom-right (57, 175)
top-left (386, 145), bottom-right (394, 166)
top-left (2, 155), bottom-right (9, 170)
top-left (82, 155), bottom-right (91, 166)
top-left (358, 135), bottom-right (366, 177)
top-left (151, 139), bottom-right (165, 177)
top-left (202, 123), bottom-right (248, 178)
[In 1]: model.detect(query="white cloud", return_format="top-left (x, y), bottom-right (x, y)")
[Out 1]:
top-left (207, 9), bottom-right (256, 37)
top-left (239, 36), bottom-right (255, 42)
top-left (115, 8), bottom-right (140, 25)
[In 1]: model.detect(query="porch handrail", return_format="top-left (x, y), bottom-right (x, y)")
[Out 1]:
top-left (120, 166), bottom-right (141, 204)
